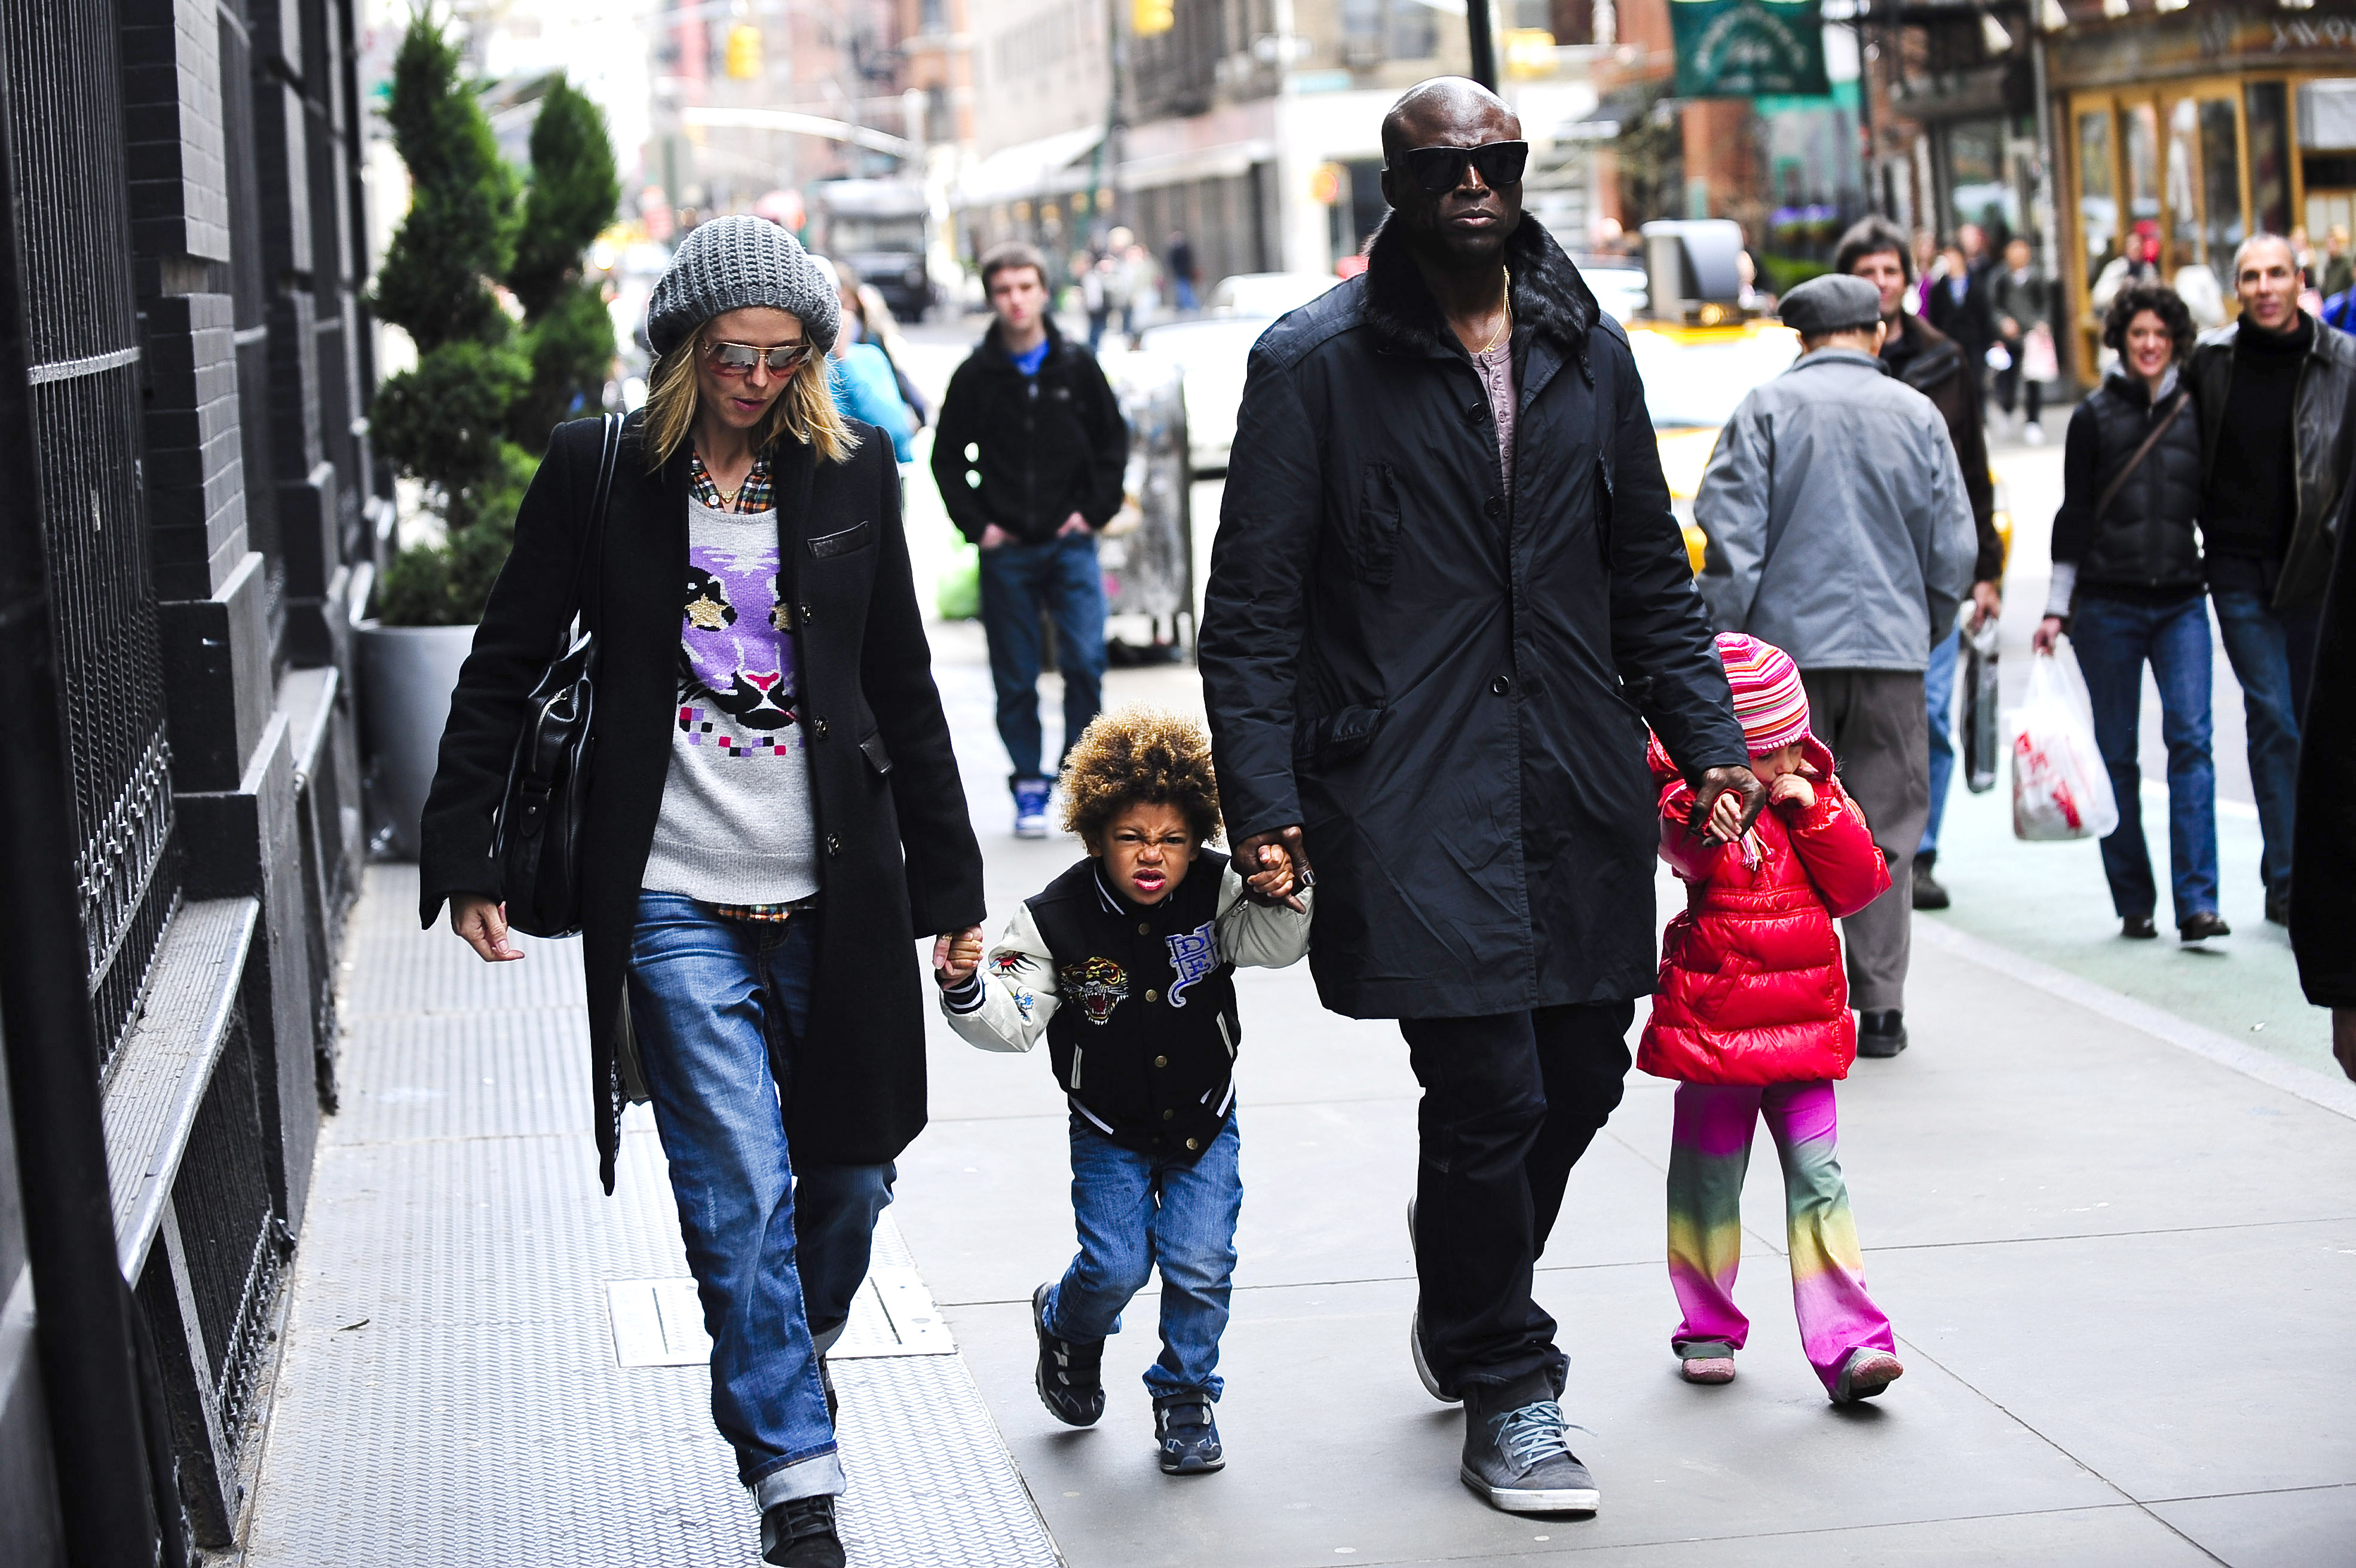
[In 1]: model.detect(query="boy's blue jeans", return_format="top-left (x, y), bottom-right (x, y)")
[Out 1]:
top-left (979, 532), bottom-right (1107, 782)
top-left (1043, 1111), bottom-right (1242, 1401)
top-left (627, 895), bottom-right (896, 1506)
top-left (2071, 595), bottom-right (2219, 925)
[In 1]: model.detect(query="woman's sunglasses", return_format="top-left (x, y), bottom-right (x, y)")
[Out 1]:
top-left (704, 340), bottom-right (812, 376)
top-left (1394, 140), bottom-right (1530, 195)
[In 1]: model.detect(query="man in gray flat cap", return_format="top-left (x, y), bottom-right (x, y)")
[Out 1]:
top-left (1693, 271), bottom-right (1977, 1059)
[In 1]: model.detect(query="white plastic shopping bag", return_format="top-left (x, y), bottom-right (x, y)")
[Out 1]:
top-left (2009, 642), bottom-right (2119, 841)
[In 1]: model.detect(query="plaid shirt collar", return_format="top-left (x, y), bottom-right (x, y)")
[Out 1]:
top-left (687, 448), bottom-right (774, 513)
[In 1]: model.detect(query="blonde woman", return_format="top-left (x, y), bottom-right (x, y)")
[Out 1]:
top-left (422, 215), bottom-right (984, 1567)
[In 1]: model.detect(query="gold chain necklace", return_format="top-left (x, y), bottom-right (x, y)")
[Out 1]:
top-left (1476, 266), bottom-right (1513, 354)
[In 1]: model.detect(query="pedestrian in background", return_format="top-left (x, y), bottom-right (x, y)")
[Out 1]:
top-left (2187, 233), bottom-right (2356, 925)
top-left (814, 257), bottom-right (915, 464)
top-left (422, 216), bottom-right (986, 1568)
top-left (1928, 230), bottom-right (1996, 398)
top-left (1202, 76), bottom-right (1760, 1518)
top-left (1834, 217), bottom-right (2002, 914)
top-left (1990, 235), bottom-right (2053, 441)
top-left (932, 240), bottom-right (1131, 838)
top-left (2035, 283), bottom-right (2225, 944)
top-left (937, 709), bottom-right (1310, 1477)
top-left (1643, 634), bottom-right (1903, 1404)
top-left (1694, 272), bottom-right (1978, 1061)
top-left (1168, 229), bottom-right (1199, 313)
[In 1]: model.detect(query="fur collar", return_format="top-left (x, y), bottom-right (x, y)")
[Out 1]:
top-left (1360, 211), bottom-right (1598, 360)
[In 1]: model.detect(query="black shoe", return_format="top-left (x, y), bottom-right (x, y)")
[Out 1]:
top-left (2180, 911), bottom-right (2231, 943)
top-left (1855, 1009), bottom-right (1907, 1058)
top-left (1153, 1393), bottom-right (1225, 1474)
top-left (819, 1355), bottom-right (837, 1424)
top-left (1910, 854), bottom-right (1950, 911)
top-left (2266, 889), bottom-right (2291, 926)
top-left (761, 1495), bottom-right (845, 1568)
top-left (2121, 915), bottom-right (2158, 940)
top-left (1032, 1284), bottom-right (1104, 1427)
top-left (1459, 1374), bottom-right (1598, 1514)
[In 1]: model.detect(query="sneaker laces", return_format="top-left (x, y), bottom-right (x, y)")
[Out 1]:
top-left (1494, 1401), bottom-right (1592, 1472)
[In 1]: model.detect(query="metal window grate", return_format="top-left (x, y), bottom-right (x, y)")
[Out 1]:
top-left (0, 0), bottom-right (182, 1068)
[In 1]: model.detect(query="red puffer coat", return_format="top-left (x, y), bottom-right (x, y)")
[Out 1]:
top-left (1638, 733), bottom-right (1892, 1085)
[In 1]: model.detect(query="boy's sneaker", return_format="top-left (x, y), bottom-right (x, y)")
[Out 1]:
top-left (1680, 1355), bottom-right (1736, 1385)
top-left (1153, 1393), bottom-right (1225, 1474)
top-left (1032, 1284), bottom-right (1105, 1426)
top-left (761, 1494), bottom-right (845, 1568)
top-left (1834, 1349), bottom-right (1905, 1404)
top-left (1012, 778), bottom-right (1050, 839)
top-left (1460, 1373), bottom-right (1599, 1514)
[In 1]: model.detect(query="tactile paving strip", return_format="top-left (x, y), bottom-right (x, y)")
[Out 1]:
top-left (242, 865), bottom-right (1061, 1567)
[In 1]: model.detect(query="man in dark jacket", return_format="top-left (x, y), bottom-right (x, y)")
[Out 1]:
top-left (1836, 217), bottom-right (2003, 912)
top-left (1199, 77), bottom-right (1758, 1517)
top-left (2290, 447), bottom-right (2356, 1081)
top-left (2188, 232), bottom-right (2356, 925)
top-left (932, 241), bottom-right (1130, 837)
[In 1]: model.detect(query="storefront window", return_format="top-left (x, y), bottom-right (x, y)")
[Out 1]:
top-left (2167, 99), bottom-right (2201, 264)
top-left (1947, 119), bottom-right (2015, 242)
top-left (2247, 81), bottom-right (2291, 237)
top-left (2077, 108), bottom-right (2118, 287)
top-left (2124, 102), bottom-right (2161, 264)
top-left (2201, 99), bottom-right (2245, 261)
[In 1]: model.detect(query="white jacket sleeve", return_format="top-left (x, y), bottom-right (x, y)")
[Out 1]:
top-left (939, 903), bottom-right (1060, 1053)
top-left (1214, 863), bottom-right (1314, 969)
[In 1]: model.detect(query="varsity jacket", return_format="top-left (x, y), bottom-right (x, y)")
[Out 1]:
top-left (941, 852), bottom-right (1313, 1160)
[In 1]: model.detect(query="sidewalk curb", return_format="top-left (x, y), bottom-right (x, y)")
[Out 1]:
top-left (1915, 916), bottom-right (2356, 1122)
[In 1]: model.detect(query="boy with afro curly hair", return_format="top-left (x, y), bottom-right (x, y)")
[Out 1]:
top-left (938, 706), bottom-right (1310, 1475)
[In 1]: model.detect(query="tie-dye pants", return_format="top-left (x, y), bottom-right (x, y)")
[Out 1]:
top-left (1666, 1080), bottom-right (1895, 1396)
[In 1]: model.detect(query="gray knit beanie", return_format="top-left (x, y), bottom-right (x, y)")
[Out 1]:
top-left (645, 215), bottom-right (840, 359)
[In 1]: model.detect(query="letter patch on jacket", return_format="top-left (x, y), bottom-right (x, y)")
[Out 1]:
top-left (1060, 956), bottom-right (1128, 1024)
top-left (1163, 921), bottom-right (1219, 1007)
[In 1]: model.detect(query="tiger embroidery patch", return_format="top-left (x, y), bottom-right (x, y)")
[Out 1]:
top-left (1058, 956), bottom-right (1128, 1025)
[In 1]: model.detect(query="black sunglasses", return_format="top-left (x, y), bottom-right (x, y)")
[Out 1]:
top-left (1393, 140), bottom-right (1529, 195)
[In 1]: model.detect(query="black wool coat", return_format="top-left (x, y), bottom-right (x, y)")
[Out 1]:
top-left (419, 413), bottom-right (986, 1191)
top-left (1198, 216), bottom-right (1748, 1021)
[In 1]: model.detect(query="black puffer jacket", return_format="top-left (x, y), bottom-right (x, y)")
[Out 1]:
top-left (1200, 215), bottom-right (1747, 1019)
top-left (931, 319), bottom-right (1129, 545)
top-left (2051, 369), bottom-right (2204, 600)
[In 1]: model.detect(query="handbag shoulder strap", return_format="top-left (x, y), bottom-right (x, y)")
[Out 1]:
top-left (557, 412), bottom-right (625, 642)
top-left (2092, 391), bottom-right (2187, 527)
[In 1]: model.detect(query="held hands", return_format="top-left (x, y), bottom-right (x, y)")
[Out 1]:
top-left (451, 894), bottom-right (523, 963)
top-left (933, 925), bottom-right (985, 988)
top-left (1688, 765), bottom-right (1767, 846)
top-left (1243, 841), bottom-right (1297, 903)
top-left (1233, 825), bottom-right (1313, 912)
top-left (2033, 614), bottom-right (2064, 654)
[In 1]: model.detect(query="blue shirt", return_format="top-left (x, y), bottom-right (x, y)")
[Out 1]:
top-left (1010, 337), bottom-right (1051, 377)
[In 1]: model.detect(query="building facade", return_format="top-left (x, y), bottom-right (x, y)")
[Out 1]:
top-left (0, 0), bottom-right (376, 1559)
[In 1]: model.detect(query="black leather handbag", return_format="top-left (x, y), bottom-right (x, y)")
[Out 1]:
top-left (492, 412), bottom-right (623, 938)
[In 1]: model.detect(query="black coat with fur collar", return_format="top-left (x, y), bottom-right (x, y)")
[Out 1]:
top-left (1199, 217), bottom-right (1748, 1018)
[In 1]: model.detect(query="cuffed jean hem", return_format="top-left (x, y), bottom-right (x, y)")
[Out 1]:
top-left (750, 1447), bottom-right (846, 1508)
top-left (1671, 1337), bottom-right (1739, 1359)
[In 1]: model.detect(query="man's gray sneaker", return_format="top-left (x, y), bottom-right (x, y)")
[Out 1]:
top-left (1460, 1379), bottom-right (1599, 1515)
top-left (1405, 1200), bottom-right (1457, 1404)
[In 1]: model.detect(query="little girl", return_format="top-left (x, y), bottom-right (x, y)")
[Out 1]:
top-left (1643, 633), bottom-right (1906, 1404)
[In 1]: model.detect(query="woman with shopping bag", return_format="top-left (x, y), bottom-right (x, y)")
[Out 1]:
top-left (2032, 281), bottom-right (2226, 942)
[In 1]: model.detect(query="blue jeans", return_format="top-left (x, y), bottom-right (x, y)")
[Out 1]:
top-left (1920, 627), bottom-right (1960, 856)
top-left (627, 895), bottom-right (896, 1505)
top-left (2210, 586), bottom-right (2305, 899)
top-left (2071, 595), bottom-right (2219, 924)
top-left (979, 532), bottom-right (1107, 783)
top-left (1044, 1112), bottom-right (1242, 1401)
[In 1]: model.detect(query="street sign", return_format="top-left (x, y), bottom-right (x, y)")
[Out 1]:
top-left (1669, 0), bottom-right (1830, 99)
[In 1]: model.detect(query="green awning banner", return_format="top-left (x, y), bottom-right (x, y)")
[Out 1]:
top-left (1671, 0), bottom-right (1829, 99)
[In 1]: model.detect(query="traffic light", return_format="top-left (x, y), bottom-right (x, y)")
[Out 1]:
top-left (725, 23), bottom-right (762, 79)
top-left (1133, 0), bottom-right (1174, 36)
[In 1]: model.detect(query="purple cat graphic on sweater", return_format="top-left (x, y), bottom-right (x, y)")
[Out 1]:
top-left (677, 539), bottom-right (797, 758)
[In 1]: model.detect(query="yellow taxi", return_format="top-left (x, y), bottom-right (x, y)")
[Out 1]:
top-left (1628, 316), bottom-right (2012, 575)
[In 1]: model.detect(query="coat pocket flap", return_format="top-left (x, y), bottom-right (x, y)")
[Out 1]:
top-left (808, 521), bottom-right (872, 560)
top-left (858, 730), bottom-right (894, 776)
top-left (1298, 702), bottom-right (1386, 765)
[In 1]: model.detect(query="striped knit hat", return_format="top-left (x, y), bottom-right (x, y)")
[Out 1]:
top-left (1714, 633), bottom-right (1810, 755)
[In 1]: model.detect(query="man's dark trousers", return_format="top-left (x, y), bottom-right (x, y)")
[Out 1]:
top-left (1403, 1000), bottom-right (1635, 1395)
top-left (979, 532), bottom-right (1107, 781)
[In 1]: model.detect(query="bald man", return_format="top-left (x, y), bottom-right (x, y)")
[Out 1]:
top-left (1200, 76), bottom-right (1755, 1517)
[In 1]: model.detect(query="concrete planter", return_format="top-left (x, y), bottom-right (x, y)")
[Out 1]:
top-left (354, 621), bottom-right (477, 861)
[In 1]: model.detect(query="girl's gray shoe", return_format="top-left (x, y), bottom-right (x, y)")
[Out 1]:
top-left (1153, 1393), bottom-right (1225, 1474)
top-left (1459, 1377), bottom-right (1599, 1514)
